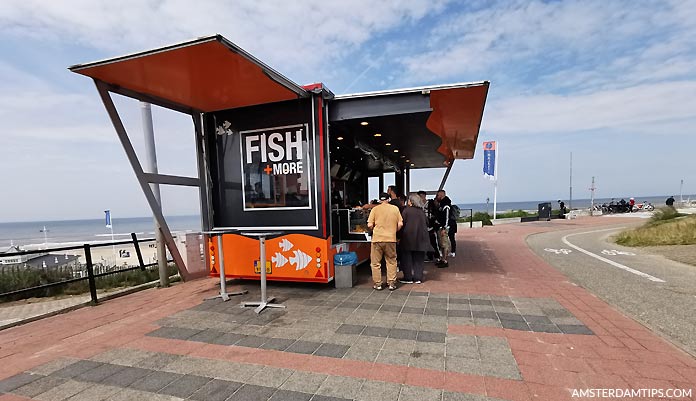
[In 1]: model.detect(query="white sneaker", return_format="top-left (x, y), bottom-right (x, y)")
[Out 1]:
top-left (449, 252), bottom-right (456, 257)
top-left (414, 280), bottom-right (422, 284)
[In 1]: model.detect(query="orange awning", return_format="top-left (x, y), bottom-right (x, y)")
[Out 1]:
top-left (69, 35), bottom-right (307, 113)
top-left (426, 83), bottom-right (490, 161)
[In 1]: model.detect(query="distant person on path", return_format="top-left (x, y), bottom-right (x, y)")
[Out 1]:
top-left (367, 193), bottom-right (403, 291)
top-left (399, 194), bottom-right (429, 284)
top-left (666, 196), bottom-right (675, 208)
top-left (558, 200), bottom-right (566, 218)
top-left (629, 198), bottom-right (635, 212)
top-left (435, 190), bottom-right (457, 265)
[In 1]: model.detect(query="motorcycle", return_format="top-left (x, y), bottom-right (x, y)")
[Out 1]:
top-left (632, 201), bottom-right (654, 212)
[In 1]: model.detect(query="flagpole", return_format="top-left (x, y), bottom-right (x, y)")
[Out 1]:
top-left (493, 142), bottom-right (499, 220)
top-left (105, 210), bottom-right (115, 257)
top-left (110, 223), bottom-right (115, 256)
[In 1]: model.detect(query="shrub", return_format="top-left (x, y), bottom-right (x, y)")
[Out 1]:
top-left (616, 215), bottom-right (696, 246)
top-left (648, 207), bottom-right (683, 226)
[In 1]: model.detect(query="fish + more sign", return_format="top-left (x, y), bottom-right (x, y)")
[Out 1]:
top-left (239, 123), bottom-right (312, 210)
top-left (244, 124), bottom-right (307, 176)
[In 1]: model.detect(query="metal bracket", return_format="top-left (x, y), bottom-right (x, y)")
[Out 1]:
top-left (94, 79), bottom-right (191, 280)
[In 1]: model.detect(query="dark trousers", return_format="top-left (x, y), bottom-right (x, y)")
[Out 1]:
top-left (448, 225), bottom-right (457, 253)
top-left (401, 251), bottom-right (425, 282)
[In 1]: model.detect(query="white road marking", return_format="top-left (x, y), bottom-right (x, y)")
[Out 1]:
top-left (601, 249), bottom-right (636, 256)
top-left (561, 228), bottom-right (665, 283)
top-left (544, 248), bottom-right (572, 255)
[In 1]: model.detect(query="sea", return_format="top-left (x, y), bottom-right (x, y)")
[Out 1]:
top-left (457, 195), bottom-right (692, 216)
top-left (1, 195), bottom-right (692, 248)
top-left (0, 215), bottom-right (201, 248)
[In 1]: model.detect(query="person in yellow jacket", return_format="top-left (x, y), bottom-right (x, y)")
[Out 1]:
top-left (367, 193), bottom-right (403, 291)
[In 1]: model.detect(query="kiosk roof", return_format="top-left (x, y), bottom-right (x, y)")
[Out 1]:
top-left (331, 81), bottom-right (489, 167)
top-left (69, 35), bottom-right (307, 113)
top-left (70, 35), bottom-right (489, 166)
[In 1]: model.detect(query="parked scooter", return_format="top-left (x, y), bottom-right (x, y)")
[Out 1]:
top-left (632, 201), bottom-right (655, 212)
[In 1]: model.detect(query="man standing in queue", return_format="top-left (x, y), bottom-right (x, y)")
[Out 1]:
top-left (436, 190), bottom-right (457, 261)
top-left (368, 193), bottom-right (403, 291)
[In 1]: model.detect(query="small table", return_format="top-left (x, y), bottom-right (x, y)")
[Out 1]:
top-left (202, 230), bottom-right (248, 301)
top-left (239, 231), bottom-right (286, 314)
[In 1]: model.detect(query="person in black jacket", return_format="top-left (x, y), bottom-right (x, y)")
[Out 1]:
top-left (399, 194), bottom-right (430, 284)
top-left (435, 190), bottom-right (457, 263)
top-left (419, 191), bottom-right (441, 262)
top-left (666, 196), bottom-right (675, 208)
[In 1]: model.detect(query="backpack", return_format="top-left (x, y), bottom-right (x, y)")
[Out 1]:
top-left (450, 204), bottom-right (461, 220)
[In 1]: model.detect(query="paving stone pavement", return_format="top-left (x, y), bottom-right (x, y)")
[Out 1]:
top-left (147, 287), bottom-right (547, 380)
top-left (1, 217), bottom-right (695, 401)
top-left (1, 354), bottom-right (511, 401)
top-left (0, 295), bottom-right (92, 327)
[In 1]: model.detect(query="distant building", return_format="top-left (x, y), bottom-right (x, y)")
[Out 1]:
top-left (23, 254), bottom-right (81, 270)
top-left (0, 246), bottom-right (46, 265)
top-left (0, 246), bottom-right (78, 271)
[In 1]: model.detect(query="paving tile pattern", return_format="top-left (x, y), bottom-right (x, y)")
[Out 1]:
top-left (0, 352), bottom-right (510, 401)
top-left (146, 289), bottom-right (589, 380)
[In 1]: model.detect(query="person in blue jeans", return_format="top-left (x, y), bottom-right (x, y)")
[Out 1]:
top-left (399, 194), bottom-right (430, 284)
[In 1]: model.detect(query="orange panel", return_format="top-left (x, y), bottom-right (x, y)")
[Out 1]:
top-left (426, 84), bottom-right (489, 161)
top-left (74, 40), bottom-right (300, 112)
top-left (208, 233), bottom-right (334, 283)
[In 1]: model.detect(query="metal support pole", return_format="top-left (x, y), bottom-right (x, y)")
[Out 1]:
top-left (493, 145), bottom-right (499, 220)
top-left (438, 162), bottom-right (453, 191)
top-left (569, 152), bottom-right (573, 210)
top-left (141, 102), bottom-right (169, 287)
top-left (131, 233), bottom-right (146, 271)
top-left (204, 232), bottom-right (247, 302)
top-left (242, 232), bottom-right (286, 314)
top-left (84, 244), bottom-right (98, 305)
top-left (260, 236), bottom-right (267, 303)
top-left (590, 176), bottom-right (596, 216)
top-left (94, 80), bottom-right (189, 280)
top-left (218, 235), bottom-right (228, 299)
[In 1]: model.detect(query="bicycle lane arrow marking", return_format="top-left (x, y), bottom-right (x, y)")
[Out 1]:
top-left (561, 228), bottom-right (665, 283)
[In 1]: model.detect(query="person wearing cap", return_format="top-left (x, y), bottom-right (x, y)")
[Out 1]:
top-left (367, 192), bottom-right (403, 291)
top-left (629, 197), bottom-right (635, 212)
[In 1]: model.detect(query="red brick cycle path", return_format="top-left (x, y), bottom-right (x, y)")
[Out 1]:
top-left (1, 217), bottom-right (694, 401)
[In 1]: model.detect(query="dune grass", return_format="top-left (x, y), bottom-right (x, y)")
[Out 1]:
top-left (615, 209), bottom-right (696, 246)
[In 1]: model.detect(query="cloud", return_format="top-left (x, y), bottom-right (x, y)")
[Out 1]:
top-left (399, 0), bottom-right (696, 90)
top-left (0, 0), bottom-right (449, 81)
top-left (485, 81), bottom-right (696, 136)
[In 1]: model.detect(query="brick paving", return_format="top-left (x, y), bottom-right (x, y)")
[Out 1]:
top-left (0, 217), bottom-right (695, 400)
top-left (0, 296), bottom-right (92, 328)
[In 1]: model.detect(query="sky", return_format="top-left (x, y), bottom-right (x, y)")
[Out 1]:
top-left (1, 0), bottom-right (695, 222)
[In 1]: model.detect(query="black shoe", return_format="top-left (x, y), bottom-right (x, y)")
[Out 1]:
top-left (436, 261), bottom-right (448, 268)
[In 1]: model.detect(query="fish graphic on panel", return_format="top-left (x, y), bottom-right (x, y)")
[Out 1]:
top-left (271, 252), bottom-right (289, 268)
top-left (278, 239), bottom-right (294, 252)
top-left (289, 249), bottom-right (312, 270)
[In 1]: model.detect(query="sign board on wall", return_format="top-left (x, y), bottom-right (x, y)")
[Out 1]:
top-left (239, 124), bottom-right (313, 211)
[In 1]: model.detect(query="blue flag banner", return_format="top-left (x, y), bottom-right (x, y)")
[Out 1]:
top-left (483, 141), bottom-right (496, 180)
top-left (104, 210), bottom-right (112, 228)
